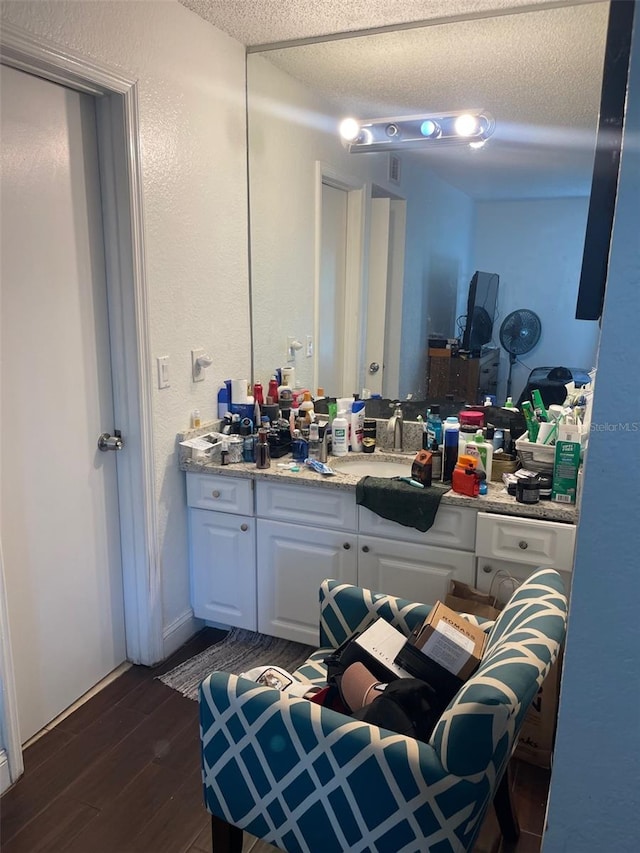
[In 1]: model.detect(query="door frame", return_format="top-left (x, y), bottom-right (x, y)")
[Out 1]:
top-left (314, 162), bottom-right (366, 396)
top-left (0, 23), bottom-right (161, 784)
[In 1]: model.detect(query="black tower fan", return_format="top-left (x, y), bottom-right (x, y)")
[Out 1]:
top-left (499, 309), bottom-right (542, 398)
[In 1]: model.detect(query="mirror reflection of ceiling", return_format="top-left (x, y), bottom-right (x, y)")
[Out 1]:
top-left (181, 0), bottom-right (608, 199)
top-left (178, 0), bottom-right (600, 46)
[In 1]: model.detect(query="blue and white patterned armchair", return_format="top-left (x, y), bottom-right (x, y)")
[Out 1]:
top-left (199, 567), bottom-right (567, 853)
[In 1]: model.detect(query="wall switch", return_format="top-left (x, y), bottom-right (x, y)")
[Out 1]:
top-left (306, 335), bottom-right (313, 357)
top-left (157, 355), bottom-right (170, 389)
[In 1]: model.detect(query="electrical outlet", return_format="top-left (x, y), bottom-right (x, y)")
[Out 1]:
top-left (306, 335), bottom-right (313, 357)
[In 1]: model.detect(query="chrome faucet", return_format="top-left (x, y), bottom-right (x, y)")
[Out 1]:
top-left (387, 402), bottom-right (403, 452)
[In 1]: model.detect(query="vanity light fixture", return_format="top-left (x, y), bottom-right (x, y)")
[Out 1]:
top-left (339, 110), bottom-right (495, 153)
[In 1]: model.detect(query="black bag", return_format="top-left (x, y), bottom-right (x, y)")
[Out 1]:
top-left (352, 678), bottom-right (443, 743)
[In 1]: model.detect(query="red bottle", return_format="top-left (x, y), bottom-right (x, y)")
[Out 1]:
top-left (253, 382), bottom-right (264, 406)
top-left (267, 377), bottom-right (279, 405)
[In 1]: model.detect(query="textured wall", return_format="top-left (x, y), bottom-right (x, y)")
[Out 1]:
top-left (543, 6), bottom-right (640, 849)
top-left (0, 0), bottom-right (250, 641)
top-left (472, 196), bottom-right (599, 402)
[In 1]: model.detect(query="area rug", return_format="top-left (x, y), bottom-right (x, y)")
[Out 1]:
top-left (158, 628), bottom-right (315, 701)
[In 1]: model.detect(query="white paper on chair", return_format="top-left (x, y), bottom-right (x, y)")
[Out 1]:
top-left (354, 619), bottom-right (413, 679)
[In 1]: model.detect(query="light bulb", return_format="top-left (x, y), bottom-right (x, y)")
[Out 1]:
top-left (420, 119), bottom-right (438, 137)
top-left (339, 118), bottom-right (361, 142)
top-left (454, 114), bottom-right (479, 137)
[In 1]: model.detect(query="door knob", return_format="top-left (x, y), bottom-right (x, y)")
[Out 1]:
top-left (98, 431), bottom-right (124, 451)
top-left (368, 362), bottom-right (380, 374)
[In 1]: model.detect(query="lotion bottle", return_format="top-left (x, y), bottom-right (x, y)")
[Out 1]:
top-left (350, 400), bottom-right (366, 451)
top-left (331, 411), bottom-right (349, 456)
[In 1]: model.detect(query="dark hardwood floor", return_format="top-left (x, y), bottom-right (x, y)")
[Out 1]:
top-left (1, 629), bottom-right (551, 853)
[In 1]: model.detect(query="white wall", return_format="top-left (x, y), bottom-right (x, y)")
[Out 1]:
top-left (472, 197), bottom-right (600, 402)
top-left (401, 157), bottom-right (474, 397)
top-left (544, 5), bottom-right (640, 847)
top-left (0, 0), bottom-right (250, 649)
top-left (248, 54), bottom-right (391, 393)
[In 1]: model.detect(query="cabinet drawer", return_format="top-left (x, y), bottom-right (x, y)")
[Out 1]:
top-left (358, 505), bottom-right (477, 551)
top-left (256, 481), bottom-right (357, 531)
top-left (476, 557), bottom-right (572, 604)
top-left (186, 472), bottom-right (253, 515)
top-left (476, 512), bottom-right (576, 573)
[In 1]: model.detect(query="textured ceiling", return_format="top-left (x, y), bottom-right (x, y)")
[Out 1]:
top-left (178, 0), bottom-right (610, 199)
top-left (177, 0), bottom-right (599, 47)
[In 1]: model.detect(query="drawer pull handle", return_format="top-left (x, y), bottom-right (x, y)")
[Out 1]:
top-left (361, 545), bottom-right (370, 553)
top-left (240, 523), bottom-right (249, 532)
top-left (519, 540), bottom-right (528, 550)
top-left (343, 542), bottom-right (351, 550)
top-left (482, 564), bottom-right (492, 573)
top-left (212, 490), bottom-right (221, 498)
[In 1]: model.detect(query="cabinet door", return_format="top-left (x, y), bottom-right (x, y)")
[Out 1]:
top-left (357, 536), bottom-right (475, 605)
top-left (189, 508), bottom-right (256, 629)
top-left (257, 519), bottom-right (357, 646)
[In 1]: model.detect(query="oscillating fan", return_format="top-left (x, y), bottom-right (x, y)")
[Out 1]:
top-left (499, 309), bottom-right (542, 397)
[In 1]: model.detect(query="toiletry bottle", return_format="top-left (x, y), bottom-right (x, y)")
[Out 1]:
top-left (350, 400), bottom-right (366, 451)
top-left (464, 429), bottom-right (494, 481)
top-left (217, 386), bottom-right (229, 418)
top-left (255, 428), bottom-right (271, 469)
top-left (221, 438), bottom-right (229, 466)
top-left (332, 411), bottom-right (349, 456)
top-left (362, 419), bottom-right (377, 454)
top-left (191, 409), bottom-right (201, 429)
top-left (426, 405), bottom-right (443, 447)
top-left (503, 396), bottom-right (518, 410)
top-left (253, 382), bottom-right (264, 407)
top-left (308, 422), bottom-right (321, 460)
top-left (442, 416), bottom-right (460, 483)
top-left (299, 390), bottom-right (315, 422)
top-left (267, 377), bottom-right (279, 406)
top-left (430, 440), bottom-right (442, 480)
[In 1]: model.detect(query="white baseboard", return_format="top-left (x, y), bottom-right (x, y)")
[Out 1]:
top-left (1, 749), bottom-right (11, 794)
top-left (162, 608), bottom-right (202, 660)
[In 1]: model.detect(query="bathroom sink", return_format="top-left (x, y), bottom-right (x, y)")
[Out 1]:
top-left (331, 456), bottom-right (412, 478)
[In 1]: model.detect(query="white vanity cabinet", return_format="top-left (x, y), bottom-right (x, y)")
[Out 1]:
top-left (475, 511), bottom-right (575, 602)
top-left (187, 473), bottom-right (257, 629)
top-left (255, 481), bottom-right (477, 644)
top-left (255, 482), bottom-right (358, 645)
top-left (357, 504), bottom-right (477, 605)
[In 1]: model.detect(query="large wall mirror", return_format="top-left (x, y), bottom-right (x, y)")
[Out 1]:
top-left (247, 2), bottom-right (609, 405)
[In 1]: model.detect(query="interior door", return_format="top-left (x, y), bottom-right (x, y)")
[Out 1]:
top-left (0, 65), bottom-right (126, 744)
top-left (318, 182), bottom-right (348, 395)
top-left (363, 198), bottom-right (391, 396)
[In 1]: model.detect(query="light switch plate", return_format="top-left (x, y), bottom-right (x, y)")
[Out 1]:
top-left (157, 355), bottom-right (170, 389)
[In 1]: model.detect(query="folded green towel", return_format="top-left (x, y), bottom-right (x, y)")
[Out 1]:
top-left (355, 477), bottom-right (449, 532)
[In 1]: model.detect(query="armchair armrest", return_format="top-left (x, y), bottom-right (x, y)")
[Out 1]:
top-left (200, 672), bottom-right (456, 853)
top-left (318, 579), bottom-right (431, 649)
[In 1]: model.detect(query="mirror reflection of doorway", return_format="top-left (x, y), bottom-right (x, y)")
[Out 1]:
top-left (318, 181), bottom-right (347, 395)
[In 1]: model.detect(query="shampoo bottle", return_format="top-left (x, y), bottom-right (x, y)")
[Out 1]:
top-left (331, 411), bottom-right (349, 456)
top-left (350, 400), bottom-right (366, 451)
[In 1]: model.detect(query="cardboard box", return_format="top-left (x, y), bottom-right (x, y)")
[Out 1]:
top-left (552, 424), bottom-right (581, 504)
top-left (515, 654), bottom-right (562, 769)
top-left (395, 601), bottom-right (488, 706)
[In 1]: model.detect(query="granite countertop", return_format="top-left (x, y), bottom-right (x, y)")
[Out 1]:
top-left (180, 441), bottom-right (578, 525)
